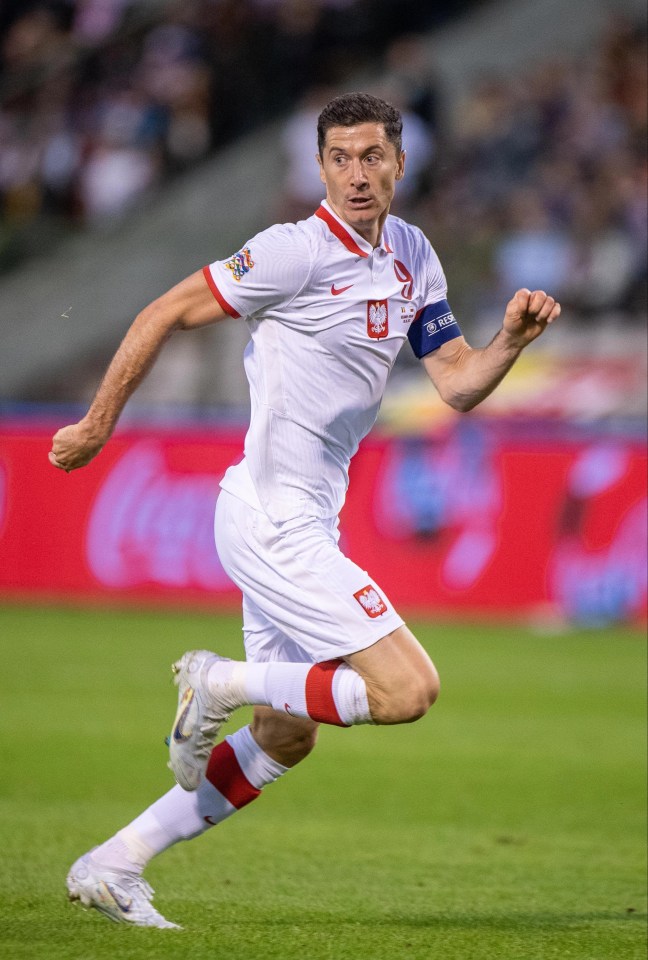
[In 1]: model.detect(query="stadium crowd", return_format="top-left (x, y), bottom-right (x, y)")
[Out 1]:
top-left (415, 17), bottom-right (647, 332)
top-left (0, 0), bottom-right (462, 266)
top-left (275, 16), bottom-right (646, 337)
top-left (0, 2), bottom-right (645, 342)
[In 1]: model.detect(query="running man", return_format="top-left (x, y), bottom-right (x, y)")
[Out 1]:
top-left (50, 92), bottom-right (561, 928)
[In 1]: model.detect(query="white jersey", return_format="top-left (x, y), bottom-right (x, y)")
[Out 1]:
top-left (204, 199), bottom-right (452, 524)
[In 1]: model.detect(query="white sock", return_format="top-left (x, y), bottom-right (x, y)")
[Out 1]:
top-left (90, 725), bottom-right (288, 873)
top-left (210, 658), bottom-right (372, 726)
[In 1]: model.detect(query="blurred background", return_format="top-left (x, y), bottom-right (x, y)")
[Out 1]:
top-left (0, 0), bottom-right (646, 628)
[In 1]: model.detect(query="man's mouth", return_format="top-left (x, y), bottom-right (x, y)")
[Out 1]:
top-left (347, 196), bottom-right (373, 208)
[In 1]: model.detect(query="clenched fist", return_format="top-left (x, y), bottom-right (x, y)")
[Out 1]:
top-left (503, 288), bottom-right (561, 347)
top-left (48, 420), bottom-right (106, 473)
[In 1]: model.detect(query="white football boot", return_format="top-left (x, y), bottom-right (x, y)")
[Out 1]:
top-left (169, 649), bottom-right (242, 791)
top-left (66, 852), bottom-right (180, 928)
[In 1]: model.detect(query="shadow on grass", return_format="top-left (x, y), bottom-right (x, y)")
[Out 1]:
top-left (372, 910), bottom-right (647, 930)
top-left (217, 908), bottom-right (648, 932)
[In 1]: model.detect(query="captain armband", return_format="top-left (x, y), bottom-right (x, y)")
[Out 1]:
top-left (407, 299), bottom-right (463, 359)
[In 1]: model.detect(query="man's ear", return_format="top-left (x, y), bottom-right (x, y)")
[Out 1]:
top-left (396, 150), bottom-right (406, 181)
top-left (317, 154), bottom-right (326, 184)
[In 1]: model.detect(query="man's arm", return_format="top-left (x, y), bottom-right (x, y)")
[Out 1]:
top-left (48, 269), bottom-right (228, 472)
top-left (422, 288), bottom-right (560, 412)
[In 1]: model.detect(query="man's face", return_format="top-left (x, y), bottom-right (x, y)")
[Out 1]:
top-left (318, 122), bottom-right (405, 244)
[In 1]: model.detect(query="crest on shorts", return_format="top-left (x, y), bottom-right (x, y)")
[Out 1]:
top-left (367, 299), bottom-right (389, 339)
top-left (224, 246), bottom-right (254, 282)
top-left (354, 585), bottom-right (388, 618)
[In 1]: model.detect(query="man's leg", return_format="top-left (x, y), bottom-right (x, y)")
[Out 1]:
top-left (170, 492), bottom-right (441, 790)
top-left (169, 627), bottom-right (439, 790)
top-left (344, 624), bottom-right (440, 723)
top-left (212, 489), bottom-right (439, 726)
top-left (187, 624), bottom-right (438, 729)
top-left (251, 706), bottom-right (319, 766)
top-left (67, 709), bottom-right (317, 927)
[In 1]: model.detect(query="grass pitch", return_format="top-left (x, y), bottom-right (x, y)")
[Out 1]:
top-left (0, 604), bottom-right (645, 960)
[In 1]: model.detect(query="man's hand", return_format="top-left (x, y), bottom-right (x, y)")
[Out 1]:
top-left (422, 286), bottom-right (561, 412)
top-left (503, 288), bottom-right (561, 348)
top-left (48, 420), bottom-right (107, 473)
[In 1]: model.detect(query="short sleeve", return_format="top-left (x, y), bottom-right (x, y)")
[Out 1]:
top-left (406, 233), bottom-right (462, 358)
top-left (422, 234), bottom-right (448, 306)
top-left (203, 222), bottom-right (312, 319)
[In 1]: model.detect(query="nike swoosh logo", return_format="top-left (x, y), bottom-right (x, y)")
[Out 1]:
top-left (103, 882), bottom-right (133, 913)
top-left (331, 283), bottom-right (353, 296)
top-left (173, 687), bottom-right (195, 742)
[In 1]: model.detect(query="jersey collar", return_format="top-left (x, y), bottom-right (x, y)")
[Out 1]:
top-left (315, 199), bottom-right (393, 258)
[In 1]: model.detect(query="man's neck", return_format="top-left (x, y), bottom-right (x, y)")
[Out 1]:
top-left (327, 200), bottom-right (389, 249)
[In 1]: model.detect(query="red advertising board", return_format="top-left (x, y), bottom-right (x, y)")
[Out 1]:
top-left (0, 419), bottom-right (645, 624)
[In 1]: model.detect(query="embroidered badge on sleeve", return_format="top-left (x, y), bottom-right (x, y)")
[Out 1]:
top-left (354, 585), bottom-right (388, 617)
top-left (224, 247), bottom-right (255, 282)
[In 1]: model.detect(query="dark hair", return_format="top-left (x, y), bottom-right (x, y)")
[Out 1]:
top-left (317, 92), bottom-right (403, 157)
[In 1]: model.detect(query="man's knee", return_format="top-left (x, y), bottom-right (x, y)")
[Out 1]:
top-left (371, 661), bottom-right (440, 724)
top-left (346, 625), bottom-right (440, 725)
top-left (251, 706), bottom-right (319, 767)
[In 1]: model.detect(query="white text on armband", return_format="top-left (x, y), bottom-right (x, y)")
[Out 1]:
top-left (407, 299), bottom-right (462, 358)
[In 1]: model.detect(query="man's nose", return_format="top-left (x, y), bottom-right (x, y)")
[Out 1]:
top-left (349, 159), bottom-right (367, 186)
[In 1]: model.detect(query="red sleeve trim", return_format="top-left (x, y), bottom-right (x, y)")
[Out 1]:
top-left (202, 265), bottom-right (241, 318)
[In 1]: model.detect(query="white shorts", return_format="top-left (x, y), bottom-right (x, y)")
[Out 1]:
top-left (214, 489), bottom-right (404, 664)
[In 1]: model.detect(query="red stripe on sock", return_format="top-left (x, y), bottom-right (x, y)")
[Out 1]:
top-left (205, 741), bottom-right (261, 809)
top-left (305, 659), bottom-right (350, 727)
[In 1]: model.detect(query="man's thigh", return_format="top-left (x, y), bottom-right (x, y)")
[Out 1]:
top-left (215, 490), bottom-right (404, 662)
top-left (345, 623), bottom-right (438, 687)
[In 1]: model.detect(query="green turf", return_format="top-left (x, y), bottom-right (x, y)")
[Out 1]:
top-left (0, 604), bottom-right (645, 960)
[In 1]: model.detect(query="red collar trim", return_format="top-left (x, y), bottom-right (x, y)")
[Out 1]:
top-left (315, 204), bottom-right (369, 258)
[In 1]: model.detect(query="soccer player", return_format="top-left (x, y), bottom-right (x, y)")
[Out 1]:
top-left (50, 92), bottom-right (561, 928)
